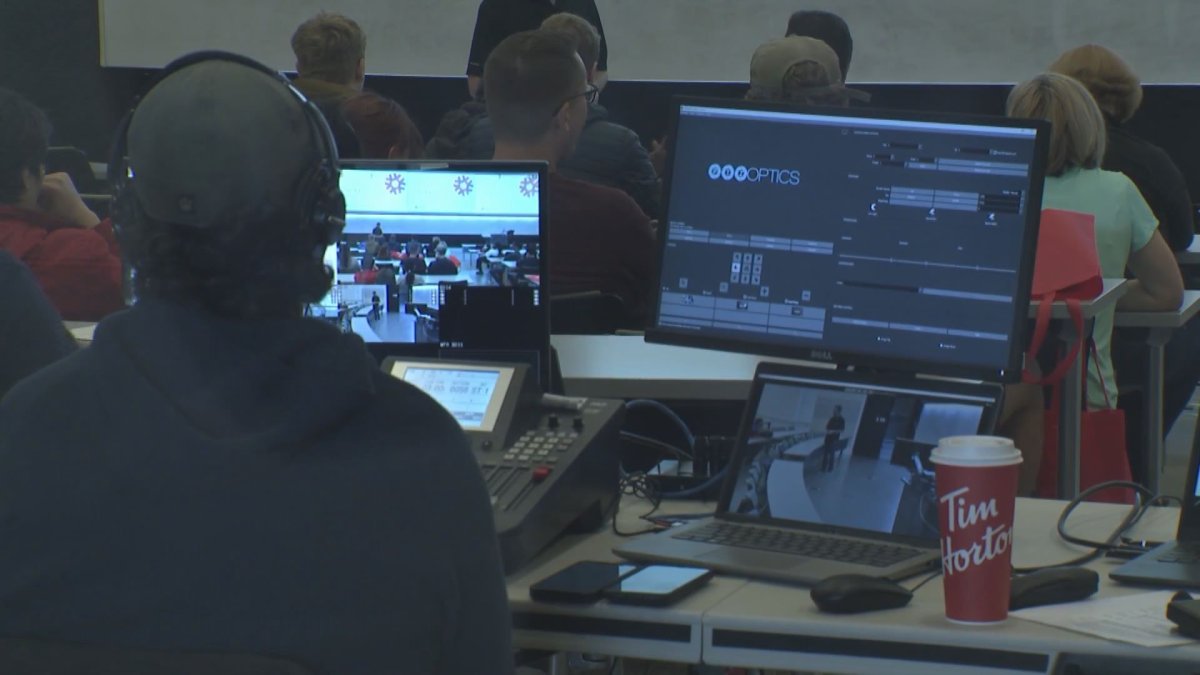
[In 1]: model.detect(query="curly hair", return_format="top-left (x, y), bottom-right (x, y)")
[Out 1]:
top-left (118, 208), bottom-right (332, 319)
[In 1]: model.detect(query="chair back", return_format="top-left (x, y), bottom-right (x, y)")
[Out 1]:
top-left (550, 291), bottom-right (626, 334)
top-left (0, 637), bottom-right (318, 675)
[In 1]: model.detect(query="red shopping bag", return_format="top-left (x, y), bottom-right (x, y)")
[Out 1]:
top-left (1024, 209), bottom-right (1104, 386)
top-left (1037, 344), bottom-right (1134, 503)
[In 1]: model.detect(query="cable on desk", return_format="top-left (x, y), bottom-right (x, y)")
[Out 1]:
top-left (625, 399), bottom-right (696, 450)
top-left (611, 471), bottom-right (663, 537)
top-left (1012, 480), bottom-right (1180, 573)
top-left (907, 569), bottom-right (942, 593)
top-left (619, 430), bottom-right (695, 461)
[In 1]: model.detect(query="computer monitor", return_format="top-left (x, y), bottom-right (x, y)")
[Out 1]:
top-left (649, 98), bottom-right (1050, 382)
top-left (307, 160), bottom-right (551, 389)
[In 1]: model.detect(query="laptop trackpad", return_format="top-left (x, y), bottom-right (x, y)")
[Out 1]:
top-left (698, 548), bottom-right (801, 570)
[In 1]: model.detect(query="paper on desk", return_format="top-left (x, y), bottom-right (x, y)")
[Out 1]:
top-left (68, 324), bottom-right (96, 341)
top-left (1012, 591), bottom-right (1192, 647)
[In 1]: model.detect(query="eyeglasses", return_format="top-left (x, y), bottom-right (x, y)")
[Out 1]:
top-left (552, 84), bottom-right (599, 117)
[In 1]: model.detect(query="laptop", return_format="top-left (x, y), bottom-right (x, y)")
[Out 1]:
top-left (614, 362), bottom-right (1003, 584)
top-left (1110, 427), bottom-right (1200, 589)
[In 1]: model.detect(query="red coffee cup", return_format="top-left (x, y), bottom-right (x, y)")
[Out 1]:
top-left (931, 435), bottom-right (1022, 624)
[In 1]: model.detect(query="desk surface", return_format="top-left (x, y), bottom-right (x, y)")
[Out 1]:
top-left (507, 497), bottom-right (1197, 672)
top-left (1176, 236), bottom-right (1200, 265)
top-left (1114, 289), bottom-right (1200, 328)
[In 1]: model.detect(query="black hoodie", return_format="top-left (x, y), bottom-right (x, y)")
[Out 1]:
top-left (0, 300), bottom-right (511, 675)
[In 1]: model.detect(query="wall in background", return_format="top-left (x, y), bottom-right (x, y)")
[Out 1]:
top-left (4, 1), bottom-right (1200, 204)
top-left (100, 0), bottom-right (1200, 84)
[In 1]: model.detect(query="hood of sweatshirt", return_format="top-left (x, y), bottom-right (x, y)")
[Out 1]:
top-left (91, 299), bottom-right (377, 449)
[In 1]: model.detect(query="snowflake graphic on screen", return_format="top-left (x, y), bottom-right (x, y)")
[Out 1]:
top-left (384, 173), bottom-right (405, 195)
top-left (453, 175), bottom-right (474, 196)
top-left (519, 174), bottom-right (539, 197)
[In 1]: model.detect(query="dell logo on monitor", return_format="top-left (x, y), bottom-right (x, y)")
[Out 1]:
top-left (810, 350), bottom-right (834, 362)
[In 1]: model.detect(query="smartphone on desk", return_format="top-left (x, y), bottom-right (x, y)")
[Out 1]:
top-left (529, 560), bottom-right (640, 604)
top-left (603, 564), bottom-right (714, 606)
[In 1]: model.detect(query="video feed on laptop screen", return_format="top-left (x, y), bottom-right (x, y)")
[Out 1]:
top-left (726, 373), bottom-right (995, 541)
top-left (306, 163), bottom-right (544, 347)
top-left (651, 101), bottom-right (1047, 381)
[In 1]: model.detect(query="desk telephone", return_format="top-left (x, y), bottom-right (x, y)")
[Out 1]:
top-left (383, 357), bottom-right (622, 573)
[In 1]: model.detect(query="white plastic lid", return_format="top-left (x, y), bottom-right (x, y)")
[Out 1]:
top-left (930, 435), bottom-right (1023, 467)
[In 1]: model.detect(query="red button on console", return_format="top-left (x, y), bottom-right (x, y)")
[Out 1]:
top-left (531, 466), bottom-right (553, 482)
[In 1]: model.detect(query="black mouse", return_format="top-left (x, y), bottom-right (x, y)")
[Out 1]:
top-left (1009, 568), bottom-right (1098, 610)
top-left (811, 573), bottom-right (913, 614)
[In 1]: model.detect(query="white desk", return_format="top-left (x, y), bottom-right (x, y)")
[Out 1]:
top-left (1175, 236), bottom-right (1200, 266)
top-left (1114, 289), bottom-right (1200, 493)
top-left (507, 497), bottom-right (1196, 672)
top-left (1029, 279), bottom-right (1128, 499)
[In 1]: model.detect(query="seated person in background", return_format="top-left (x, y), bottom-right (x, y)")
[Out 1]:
top-left (1001, 72), bottom-right (1183, 492)
top-left (290, 11), bottom-right (367, 157)
top-left (746, 35), bottom-right (870, 107)
top-left (430, 236), bottom-right (461, 266)
top-left (342, 91), bottom-right (425, 159)
top-left (426, 243), bottom-right (459, 275)
top-left (0, 251), bottom-right (77, 399)
top-left (1049, 45), bottom-right (1194, 251)
top-left (1051, 45), bottom-right (1200, 443)
top-left (786, 9), bottom-right (855, 81)
top-left (486, 30), bottom-right (656, 326)
top-left (450, 13), bottom-right (660, 218)
top-left (401, 243), bottom-right (427, 274)
top-left (0, 53), bottom-right (510, 674)
top-left (0, 88), bottom-right (123, 321)
top-left (354, 253), bottom-right (379, 283)
top-left (465, 0), bottom-right (609, 98)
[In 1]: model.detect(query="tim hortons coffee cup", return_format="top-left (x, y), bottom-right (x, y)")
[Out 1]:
top-left (931, 435), bottom-right (1022, 623)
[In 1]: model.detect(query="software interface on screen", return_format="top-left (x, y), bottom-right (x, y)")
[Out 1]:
top-left (727, 374), bottom-right (994, 540)
top-left (401, 366), bottom-right (502, 430)
top-left (306, 166), bottom-right (543, 346)
top-left (656, 104), bottom-right (1044, 377)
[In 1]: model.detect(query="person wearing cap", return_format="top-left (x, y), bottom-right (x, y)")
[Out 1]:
top-left (290, 11), bottom-right (367, 157)
top-left (747, 35), bottom-right (870, 107)
top-left (0, 87), bottom-right (124, 321)
top-left (487, 30), bottom-right (656, 328)
top-left (786, 10), bottom-right (854, 81)
top-left (0, 53), bottom-right (511, 675)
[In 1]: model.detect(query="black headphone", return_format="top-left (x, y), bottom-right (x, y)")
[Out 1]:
top-left (108, 50), bottom-right (346, 251)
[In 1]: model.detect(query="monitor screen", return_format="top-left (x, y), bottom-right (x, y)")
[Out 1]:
top-left (649, 99), bottom-right (1049, 381)
top-left (307, 160), bottom-right (551, 389)
top-left (723, 366), bottom-right (1000, 541)
top-left (387, 361), bottom-right (516, 432)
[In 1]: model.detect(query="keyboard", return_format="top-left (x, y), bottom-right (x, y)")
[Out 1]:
top-left (673, 521), bottom-right (924, 568)
top-left (1159, 544), bottom-right (1200, 564)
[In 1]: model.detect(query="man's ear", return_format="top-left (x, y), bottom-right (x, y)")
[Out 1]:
top-left (551, 101), bottom-right (572, 133)
top-left (355, 57), bottom-right (366, 86)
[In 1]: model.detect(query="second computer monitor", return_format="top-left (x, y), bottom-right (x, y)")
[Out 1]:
top-left (650, 98), bottom-right (1050, 382)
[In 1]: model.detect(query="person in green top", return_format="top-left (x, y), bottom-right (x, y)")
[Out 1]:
top-left (1000, 72), bottom-right (1182, 492)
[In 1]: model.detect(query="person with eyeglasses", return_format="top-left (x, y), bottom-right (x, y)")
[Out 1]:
top-left (487, 30), bottom-right (656, 329)
top-left (443, 14), bottom-right (662, 219)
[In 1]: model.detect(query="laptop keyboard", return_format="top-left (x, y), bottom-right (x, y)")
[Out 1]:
top-left (1159, 544), bottom-right (1200, 564)
top-left (674, 521), bottom-right (924, 568)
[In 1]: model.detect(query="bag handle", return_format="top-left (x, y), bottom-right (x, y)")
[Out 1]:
top-left (1023, 295), bottom-right (1084, 387)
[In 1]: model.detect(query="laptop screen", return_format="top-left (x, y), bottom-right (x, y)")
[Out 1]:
top-left (721, 365), bottom-right (1000, 542)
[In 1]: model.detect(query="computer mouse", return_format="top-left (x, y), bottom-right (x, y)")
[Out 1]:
top-left (810, 573), bottom-right (913, 614)
top-left (1009, 567), bottom-right (1099, 610)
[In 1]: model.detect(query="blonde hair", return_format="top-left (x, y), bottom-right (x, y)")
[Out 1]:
top-left (1006, 73), bottom-right (1106, 176)
top-left (1048, 44), bottom-right (1143, 123)
top-left (540, 13), bottom-right (601, 73)
top-left (291, 12), bottom-right (366, 84)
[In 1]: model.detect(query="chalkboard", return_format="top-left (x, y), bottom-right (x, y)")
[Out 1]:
top-left (99, 0), bottom-right (1200, 83)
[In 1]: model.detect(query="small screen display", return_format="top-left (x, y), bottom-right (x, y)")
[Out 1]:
top-left (611, 566), bottom-right (709, 595)
top-left (402, 367), bottom-right (501, 429)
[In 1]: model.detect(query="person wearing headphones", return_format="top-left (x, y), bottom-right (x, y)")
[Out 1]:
top-left (0, 53), bottom-right (511, 675)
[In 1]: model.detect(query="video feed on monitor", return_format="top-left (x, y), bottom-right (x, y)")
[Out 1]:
top-left (305, 167), bottom-right (543, 345)
top-left (727, 379), bottom-right (987, 540)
